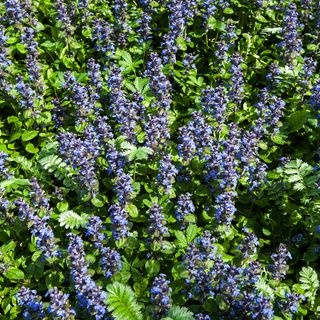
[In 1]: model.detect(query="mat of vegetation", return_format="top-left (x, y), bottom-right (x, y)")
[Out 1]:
top-left (0, 0), bottom-right (320, 319)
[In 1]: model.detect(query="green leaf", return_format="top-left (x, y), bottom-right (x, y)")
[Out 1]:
top-left (135, 147), bottom-right (153, 160)
top-left (91, 195), bottom-right (107, 207)
top-left (145, 259), bottom-right (160, 276)
top-left (57, 201), bottom-right (69, 212)
top-left (121, 51), bottom-right (133, 64)
top-left (39, 155), bottom-right (64, 172)
top-left (287, 110), bottom-right (309, 132)
top-left (106, 282), bottom-right (143, 320)
top-left (224, 7), bottom-right (234, 14)
top-left (59, 211), bottom-right (88, 229)
top-left (175, 231), bottom-right (188, 248)
top-left (0, 178), bottom-right (30, 189)
top-left (166, 306), bottom-right (194, 320)
top-left (25, 143), bottom-right (39, 153)
top-left (4, 268), bottom-right (25, 280)
top-left (194, 185), bottom-right (210, 196)
top-left (16, 43), bottom-right (27, 53)
top-left (7, 116), bottom-right (20, 123)
top-left (186, 225), bottom-right (197, 243)
top-left (21, 130), bottom-right (39, 141)
top-left (126, 204), bottom-right (139, 218)
top-left (299, 266), bottom-right (319, 307)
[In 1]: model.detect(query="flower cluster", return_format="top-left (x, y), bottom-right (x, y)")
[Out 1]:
top-left (47, 287), bottom-right (76, 319)
top-left (270, 243), bottom-right (292, 280)
top-left (0, 151), bottom-right (12, 181)
top-left (108, 203), bottom-right (130, 240)
top-left (157, 154), bottom-right (178, 193)
top-left (85, 216), bottom-right (122, 278)
top-left (183, 231), bottom-right (278, 319)
top-left (108, 65), bottom-right (137, 141)
top-left (16, 286), bottom-right (46, 319)
top-left (150, 273), bottom-right (172, 319)
top-left (58, 130), bottom-right (101, 196)
top-left (277, 3), bottom-right (303, 63)
top-left (14, 198), bottom-right (60, 259)
top-left (148, 203), bottom-right (168, 242)
top-left (175, 193), bottom-right (195, 227)
top-left (67, 233), bottom-right (108, 320)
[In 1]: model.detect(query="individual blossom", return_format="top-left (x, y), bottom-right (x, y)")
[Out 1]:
top-left (0, 26), bottom-right (12, 70)
top-left (150, 273), bottom-right (172, 319)
top-left (254, 88), bottom-right (286, 136)
top-left (85, 216), bottom-right (106, 250)
top-left (100, 246), bottom-right (122, 279)
top-left (299, 57), bottom-right (317, 87)
top-left (67, 233), bottom-right (108, 320)
top-left (47, 287), bottom-right (76, 319)
top-left (15, 75), bottom-right (37, 114)
top-left (52, 98), bottom-right (66, 128)
top-left (16, 286), bottom-right (46, 319)
top-left (148, 203), bottom-right (168, 242)
top-left (21, 26), bottom-right (43, 90)
top-left (108, 203), bottom-right (130, 240)
top-left (270, 243), bottom-right (292, 280)
top-left (238, 131), bottom-right (267, 190)
top-left (105, 144), bottom-right (125, 176)
top-left (266, 62), bottom-right (281, 85)
top-left (177, 125), bottom-right (197, 162)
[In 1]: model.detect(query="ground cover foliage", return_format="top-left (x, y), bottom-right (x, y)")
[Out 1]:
top-left (0, 0), bottom-right (320, 319)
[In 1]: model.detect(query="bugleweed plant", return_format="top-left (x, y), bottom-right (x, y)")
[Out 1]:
top-left (0, 0), bottom-right (320, 319)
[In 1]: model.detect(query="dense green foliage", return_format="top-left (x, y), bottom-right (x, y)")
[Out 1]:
top-left (0, 0), bottom-right (320, 319)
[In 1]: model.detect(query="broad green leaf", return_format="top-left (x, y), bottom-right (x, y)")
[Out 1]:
top-left (0, 178), bottom-right (30, 188)
top-left (21, 130), bottom-right (38, 141)
top-left (145, 259), bottom-right (160, 276)
top-left (186, 224), bottom-right (197, 243)
top-left (126, 204), bottom-right (139, 218)
top-left (25, 143), bottom-right (39, 153)
top-left (4, 268), bottom-right (24, 280)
